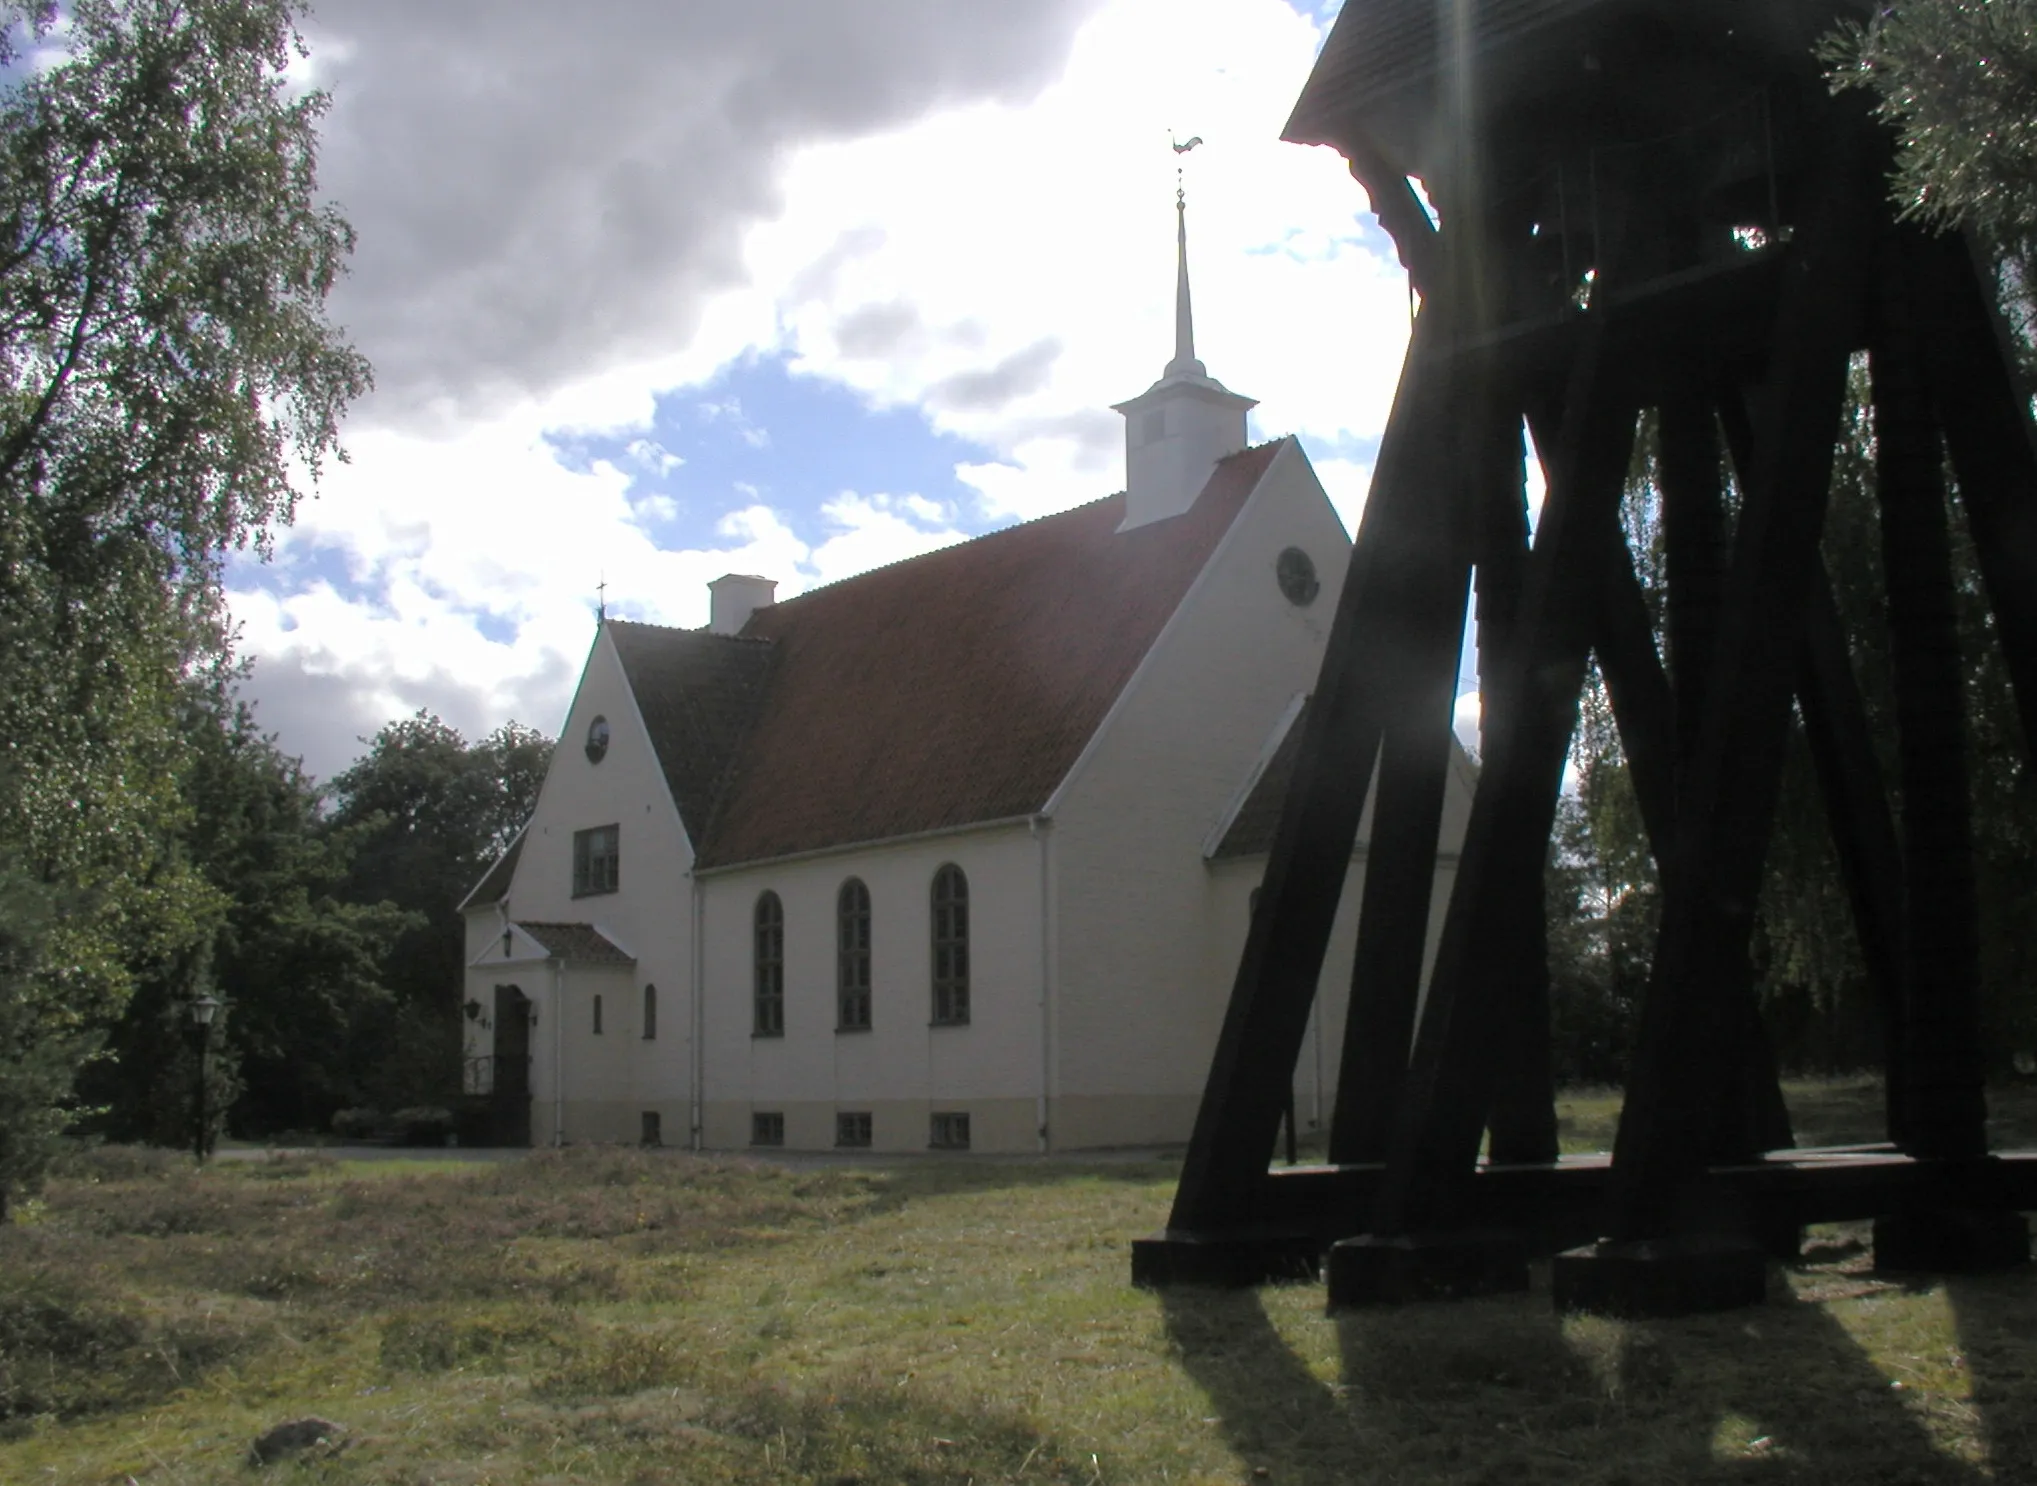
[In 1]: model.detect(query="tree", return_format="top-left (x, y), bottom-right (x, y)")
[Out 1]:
top-left (0, 0), bottom-right (367, 1213)
top-left (82, 682), bottom-right (417, 1139)
top-left (328, 715), bottom-right (552, 1112)
top-left (0, 866), bottom-right (91, 1221)
top-left (1825, 2), bottom-right (2037, 363)
top-left (1826, 3), bottom-right (2037, 251)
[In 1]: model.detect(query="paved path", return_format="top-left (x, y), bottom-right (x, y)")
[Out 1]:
top-left (213, 1143), bottom-right (1181, 1169)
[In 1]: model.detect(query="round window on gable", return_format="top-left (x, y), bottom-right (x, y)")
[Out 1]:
top-left (585, 715), bottom-right (611, 763)
top-left (1276, 547), bottom-right (1320, 607)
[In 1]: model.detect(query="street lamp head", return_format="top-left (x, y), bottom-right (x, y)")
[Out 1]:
top-left (188, 993), bottom-right (222, 1028)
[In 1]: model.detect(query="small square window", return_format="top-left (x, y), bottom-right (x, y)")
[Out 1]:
top-left (751, 1112), bottom-right (784, 1147)
top-left (929, 1112), bottom-right (971, 1151)
top-left (835, 1111), bottom-right (872, 1149)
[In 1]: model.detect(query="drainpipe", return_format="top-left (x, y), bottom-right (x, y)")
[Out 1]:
top-left (1311, 997), bottom-right (1324, 1134)
top-left (552, 958), bottom-right (566, 1147)
top-left (1032, 815), bottom-right (1052, 1153)
top-left (689, 874), bottom-right (705, 1151)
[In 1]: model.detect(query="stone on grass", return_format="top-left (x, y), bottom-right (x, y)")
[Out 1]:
top-left (249, 1417), bottom-right (347, 1466)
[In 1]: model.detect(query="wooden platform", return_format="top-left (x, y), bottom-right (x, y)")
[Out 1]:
top-left (1133, 1147), bottom-right (2037, 1290)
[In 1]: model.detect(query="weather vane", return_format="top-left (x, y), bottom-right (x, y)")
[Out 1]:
top-left (1171, 131), bottom-right (1203, 203)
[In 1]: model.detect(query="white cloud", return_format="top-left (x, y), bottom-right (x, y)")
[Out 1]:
top-left (808, 493), bottom-right (971, 587)
top-left (232, 0), bottom-right (1420, 778)
top-left (624, 438), bottom-right (684, 476)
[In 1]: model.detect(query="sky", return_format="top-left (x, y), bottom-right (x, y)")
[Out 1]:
top-left (218, 0), bottom-right (1470, 782)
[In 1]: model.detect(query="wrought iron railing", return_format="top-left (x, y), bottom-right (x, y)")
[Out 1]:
top-left (463, 1054), bottom-right (530, 1097)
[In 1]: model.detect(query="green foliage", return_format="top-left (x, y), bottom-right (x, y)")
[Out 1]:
top-left (1826, 1), bottom-right (2037, 373)
top-left (0, 0), bottom-right (367, 1212)
top-left (0, 868), bottom-right (96, 1222)
top-left (327, 713), bottom-right (552, 1112)
top-left (1826, 2), bottom-right (2037, 253)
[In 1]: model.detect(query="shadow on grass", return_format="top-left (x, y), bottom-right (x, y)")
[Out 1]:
top-left (1161, 1271), bottom-right (2012, 1485)
top-left (1947, 1274), bottom-right (2037, 1481)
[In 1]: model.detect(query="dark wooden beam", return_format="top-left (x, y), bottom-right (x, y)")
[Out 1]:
top-left (1872, 232), bottom-right (1988, 1160)
top-left (1604, 106), bottom-right (1882, 1241)
top-left (1328, 430), bottom-right (1479, 1163)
top-left (1167, 291), bottom-right (1469, 1230)
top-left (1914, 230), bottom-right (2037, 765)
top-left (1475, 414), bottom-right (1558, 1170)
top-left (1657, 390), bottom-right (1728, 787)
top-left (1368, 308), bottom-right (1640, 1235)
top-left (1795, 570), bottom-right (1910, 1139)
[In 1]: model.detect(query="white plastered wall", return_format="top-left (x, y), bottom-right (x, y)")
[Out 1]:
top-left (1043, 439), bottom-right (1471, 1149)
top-left (459, 623), bottom-right (697, 1143)
top-left (1045, 440), bottom-right (1355, 1147)
top-left (697, 824), bottom-right (1042, 1154)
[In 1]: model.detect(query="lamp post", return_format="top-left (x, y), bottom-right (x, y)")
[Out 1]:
top-left (187, 993), bottom-right (221, 1162)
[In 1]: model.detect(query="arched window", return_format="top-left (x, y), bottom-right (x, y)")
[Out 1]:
top-left (754, 892), bottom-right (784, 1036)
top-left (642, 983), bottom-right (657, 1040)
top-left (930, 864), bottom-right (969, 1026)
top-left (592, 993), bottom-right (604, 1035)
top-left (837, 878), bottom-right (872, 1030)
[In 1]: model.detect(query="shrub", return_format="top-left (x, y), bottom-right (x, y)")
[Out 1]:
top-left (331, 1108), bottom-right (384, 1141)
top-left (390, 1107), bottom-right (454, 1146)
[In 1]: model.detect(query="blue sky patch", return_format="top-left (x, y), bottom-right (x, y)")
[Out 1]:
top-left (550, 352), bottom-right (1005, 553)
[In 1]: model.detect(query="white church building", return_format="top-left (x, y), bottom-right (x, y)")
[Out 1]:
top-left (456, 196), bottom-right (1474, 1153)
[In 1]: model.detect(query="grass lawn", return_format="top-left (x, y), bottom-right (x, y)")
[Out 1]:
top-left (4, 1082), bottom-right (2037, 1484)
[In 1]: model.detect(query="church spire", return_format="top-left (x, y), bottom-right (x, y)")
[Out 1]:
top-left (1110, 138), bottom-right (1257, 533)
top-left (1165, 182), bottom-right (1207, 380)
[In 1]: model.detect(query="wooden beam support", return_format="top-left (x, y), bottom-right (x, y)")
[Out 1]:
top-left (1794, 568), bottom-right (1912, 1142)
top-left (1474, 416), bottom-right (1558, 1171)
top-left (1368, 307), bottom-right (1639, 1235)
top-left (1167, 292), bottom-right (1469, 1230)
top-left (1872, 231), bottom-right (1988, 1160)
top-left (1328, 468), bottom-right (1477, 1163)
top-left (1914, 230), bottom-right (2037, 762)
top-left (1605, 106), bottom-right (1882, 1241)
top-left (1657, 390), bottom-right (1728, 786)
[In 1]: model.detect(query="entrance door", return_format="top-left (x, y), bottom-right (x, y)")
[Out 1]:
top-left (491, 984), bottom-right (533, 1145)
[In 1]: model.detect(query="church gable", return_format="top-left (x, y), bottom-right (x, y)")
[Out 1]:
top-left (692, 440), bottom-right (1283, 869)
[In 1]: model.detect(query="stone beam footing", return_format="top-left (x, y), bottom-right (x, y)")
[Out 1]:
top-left (1873, 1209), bottom-right (2030, 1274)
top-left (1552, 1237), bottom-right (1770, 1318)
top-left (1130, 1231), bottom-right (1320, 1289)
top-left (1326, 1231), bottom-right (1532, 1308)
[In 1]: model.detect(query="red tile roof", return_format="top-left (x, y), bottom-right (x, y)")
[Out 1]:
top-left (461, 829), bottom-right (524, 908)
top-left (1212, 700), bottom-right (1308, 860)
top-left (681, 441), bottom-right (1285, 869)
top-left (517, 921), bottom-right (634, 964)
top-left (606, 620), bottom-right (774, 844)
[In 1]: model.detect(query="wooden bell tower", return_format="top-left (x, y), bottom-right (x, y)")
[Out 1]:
top-left (1134, 0), bottom-right (2037, 1315)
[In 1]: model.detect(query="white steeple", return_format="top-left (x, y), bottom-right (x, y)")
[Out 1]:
top-left (1112, 176), bottom-right (1256, 532)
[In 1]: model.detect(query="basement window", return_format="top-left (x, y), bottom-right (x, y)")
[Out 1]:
top-left (929, 1112), bottom-right (971, 1151)
top-left (835, 1111), bottom-right (873, 1149)
top-left (751, 1112), bottom-right (784, 1147)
